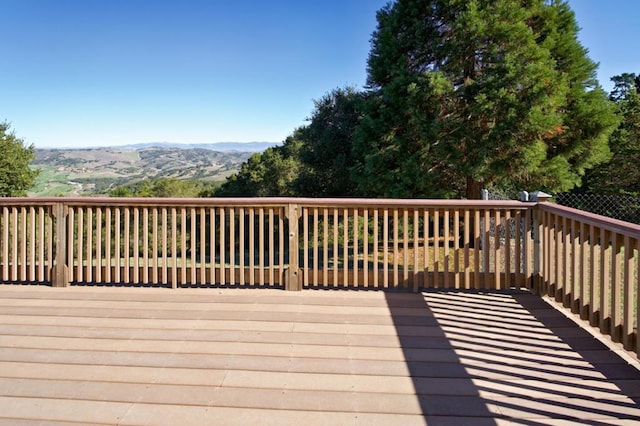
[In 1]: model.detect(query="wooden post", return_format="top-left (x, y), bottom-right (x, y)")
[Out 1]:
top-left (286, 203), bottom-right (301, 291)
top-left (51, 202), bottom-right (69, 287)
top-left (530, 191), bottom-right (552, 295)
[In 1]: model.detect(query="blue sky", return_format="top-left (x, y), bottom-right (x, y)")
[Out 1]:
top-left (1, 0), bottom-right (638, 149)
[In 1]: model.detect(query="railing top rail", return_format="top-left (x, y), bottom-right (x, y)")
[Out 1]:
top-left (539, 202), bottom-right (640, 238)
top-left (0, 197), bottom-right (531, 210)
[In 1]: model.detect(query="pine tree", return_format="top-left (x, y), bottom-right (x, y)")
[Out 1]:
top-left (582, 73), bottom-right (640, 195)
top-left (355, 0), bottom-right (618, 198)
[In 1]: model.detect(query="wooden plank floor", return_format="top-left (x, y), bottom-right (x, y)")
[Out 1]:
top-left (1, 286), bottom-right (639, 425)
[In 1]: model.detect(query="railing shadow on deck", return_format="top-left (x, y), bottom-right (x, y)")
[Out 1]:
top-left (384, 289), bottom-right (498, 422)
top-left (388, 289), bottom-right (640, 423)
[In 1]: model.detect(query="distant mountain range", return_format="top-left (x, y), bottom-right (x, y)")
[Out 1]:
top-left (29, 142), bottom-right (277, 197)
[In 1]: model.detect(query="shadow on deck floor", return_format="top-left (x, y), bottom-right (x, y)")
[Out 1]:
top-left (0, 285), bottom-right (639, 424)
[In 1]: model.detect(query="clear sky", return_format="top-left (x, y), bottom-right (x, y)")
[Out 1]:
top-left (1, 0), bottom-right (638, 149)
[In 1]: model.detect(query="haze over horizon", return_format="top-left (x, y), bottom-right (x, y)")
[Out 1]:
top-left (2, 0), bottom-right (638, 149)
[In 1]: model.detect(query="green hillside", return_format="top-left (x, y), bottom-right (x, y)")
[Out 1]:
top-left (29, 147), bottom-right (253, 197)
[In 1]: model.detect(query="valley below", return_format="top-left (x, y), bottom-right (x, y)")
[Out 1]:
top-left (28, 143), bottom-right (272, 197)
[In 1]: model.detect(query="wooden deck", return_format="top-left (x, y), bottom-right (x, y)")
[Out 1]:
top-left (1, 286), bottom-right (639, 425)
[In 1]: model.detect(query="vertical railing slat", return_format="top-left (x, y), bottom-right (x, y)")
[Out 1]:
top-left (383, 208), bottom-right (389, 289)
top-left (171, 207), bottom-right (177, 288)
top-left (188, 207), bottom-right (196, 285)
top-left (589, 223), bottom-right (598, 327)
top-left (579, 220), bottom-right (588, 319)
top-left (599, 228), bottom-right (610, 334)
top-left (504, 210), bottom-right (511, 289)
top-left (454, 210), bottom-right (461, 289)
top-left (28, 207), bottom-right (35, 281)
top-left (19, 207), bottom-right (26, 281)
top-left (209, 207), bottom-right (216, 285)
top-left (95, 208), bottom-right (102, 283)
top-left (422, 210), bottom-right (428, 288)
top-left (249, 207), bottom-right (255, 286)
top-left (494, 210), bottom-right (501, 290)
top-left (143, 208), bottom-right (149, 284)
top-left (463, 209), bottom-right (470, 289)
top-left (343, 208), bottom-right (349, 288)
top-left (611, 234), bottom-right (622, 342)
top-left (473, 210), bottom-right (480, 289)
top-left (523, 208), bottom-right (531, 290)
top-left (393, 208), bottom-right (399, 288)
top-left (303, 207), bottom-right (309, 288)
top-left (413, 209), bottom-right (420, 291)
top-left (443, 209), bottom-right (450, 289)
top-left (105, 208), bottom-right (112, 283)
top-left (200, 207), bottom-right (206, 286)
top-left (161, 208), bottom-right (168, 285)
top-left (229, 208), bottom-right (235, 286)
top-left (133, 208), bottom-right (139, 284)
top-left (180, 207), bottom-right (187, 285)
top-left (38, 207), bottom-right (46, 282)
top-left (2, 207), bottom-right (8, 281)
top-left (482, 210), bottom-right (490, 289)
top-left (332, 208), bottom-right (339, 288)
top-left (554, 214), bottom-right (562, 301)
top-left (87, 208), bottom-right (93, 283)
top-left (313, 208), bottom-right (319, 288)
top-left (278, 207), bottom-right (284, 287)
top-left (76, 208), bottom-right (84, 283)
top-left (124, 207), bottom-right (130, 283)
top-left (373, 209), bottom-right (379, 288)
top-left (218, 208), bottom-right (225, 286)
top-left (433, 209), bottom-right (440, 288)
top-left (570, 218), bottom-right (579, 313)
top-left (563, 216), bottom-right (571, 307)
top-left (259, 208), bottom-right (265, 286)
top-left (67, 208), bottom-right (74, 283)
top-left (402, 209), bottom-right (409, 289)
top-left (354, 208), bottom-right (359, 288)
top-left (622, 235), bottom-right (634, 350)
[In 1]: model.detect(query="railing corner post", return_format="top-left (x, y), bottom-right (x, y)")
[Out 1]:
top-left (51, 202), bottom-right (70, 287)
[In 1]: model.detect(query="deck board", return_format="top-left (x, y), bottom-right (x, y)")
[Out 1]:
top-left (1, 286), bottom-right (640, 424)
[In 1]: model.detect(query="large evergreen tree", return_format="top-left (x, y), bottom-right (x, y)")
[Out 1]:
top-left (0, 122), bottom-right (39, 197)
top-left (355, 0), bottom-right (617, 198)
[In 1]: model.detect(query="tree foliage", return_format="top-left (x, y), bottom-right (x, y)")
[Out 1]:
top-left (216, 0), bottom-right (619, 200)
top-left (0, 122), bottom-right (39, 197)
top-left (581, 73), bottom-right (640, 195)
top-left (295, 87), bottom-right (364, 197)
top-left (214, 87), bottom-right (363, 198)
top-left (214, 132), bottom-right (303, 197)
top-left (355, 0), bottom-right (617, 198)
top-left (109, 177), bottom-right (216, 198)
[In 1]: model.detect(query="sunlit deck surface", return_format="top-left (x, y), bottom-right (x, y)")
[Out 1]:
top-left (1, 286), bottom-right (640, 425)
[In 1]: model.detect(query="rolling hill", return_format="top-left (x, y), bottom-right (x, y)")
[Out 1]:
top-left (29, 144), bottom-right (271, 197)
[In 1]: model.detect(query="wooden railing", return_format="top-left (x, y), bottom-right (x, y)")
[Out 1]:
top-left (0, 197), bottom-right (532, 290)
top-left (1, 197), bottom-right (638, 355)
top-left (534, 202), bottom-right (640, 354)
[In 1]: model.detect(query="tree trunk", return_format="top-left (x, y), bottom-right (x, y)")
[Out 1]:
top-left (466, 176), bottom-right (484, 200)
